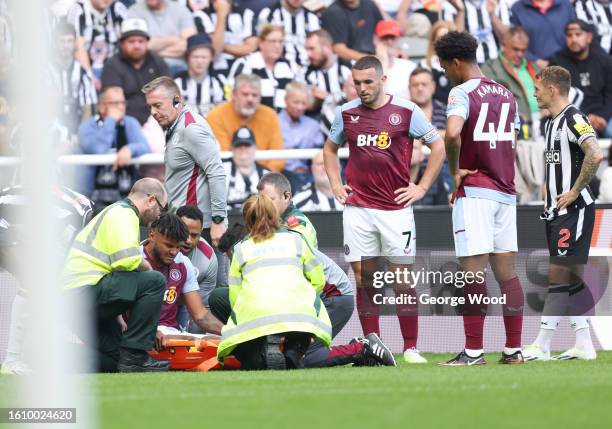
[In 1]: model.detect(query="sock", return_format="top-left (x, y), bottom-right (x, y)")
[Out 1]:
top-left (395, 287), bottom-right (418, 350)
top-left (465, 348), bottom-right (484, 358)
top-left (533, 283), bottom-right (569, 351)
top-left (504, 347), bottom-right (521, 355)
top-left (533, 317), bottom-right (559, 352)
top-left (4, 293), bottom-right (28, 364)
top-left (462, 279), bottom-right (487, 350)
top-left (500, 277), bottom-right (524, 349)
top-left (356, 287), bottom-right (380, 336)
top-left (325, 343), bottom-right (365, 366)
top-left (569, 282), bottom-right (595, 317)
top-left (570, 316), bottom-right (595, 351)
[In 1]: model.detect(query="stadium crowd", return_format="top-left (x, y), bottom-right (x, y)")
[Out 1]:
top-left (1, 0), bottom-right (612, 208)
top-left (0, 0), bottom-right (607, 374)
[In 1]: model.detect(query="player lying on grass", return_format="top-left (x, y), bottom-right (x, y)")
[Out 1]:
top-left (210, 173), bottom-right (396, 368)
top-left (141, 213), bottom-right (224, 354)
top-left (215, 194), bottom-right (332, 370)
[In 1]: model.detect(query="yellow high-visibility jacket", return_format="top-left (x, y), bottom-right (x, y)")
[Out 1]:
top-left (217, 228), bottom-right (331, 360)
top-left (63, 199), bottom-right (143, 289)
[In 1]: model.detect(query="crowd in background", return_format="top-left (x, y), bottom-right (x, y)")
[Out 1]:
top-left (1, 0), bottom-right (612, 210)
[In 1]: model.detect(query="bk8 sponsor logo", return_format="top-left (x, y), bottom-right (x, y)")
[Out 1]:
top-left (356, 131), bottom-right (391, 149)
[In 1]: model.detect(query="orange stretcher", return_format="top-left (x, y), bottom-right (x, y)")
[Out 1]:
top-left (147, 334), bottom-right (240, 371)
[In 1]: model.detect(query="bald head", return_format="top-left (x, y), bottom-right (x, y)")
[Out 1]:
top-left (129, 178), bottom-right (167, 201)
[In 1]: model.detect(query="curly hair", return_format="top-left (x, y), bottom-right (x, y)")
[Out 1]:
top-left (151, 213), bottom-right (189, 242)
top-left (434, 31), bottom-right (479, 63)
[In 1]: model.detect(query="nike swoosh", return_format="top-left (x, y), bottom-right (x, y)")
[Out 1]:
top-left (467, 358), bottom-right (481, 366)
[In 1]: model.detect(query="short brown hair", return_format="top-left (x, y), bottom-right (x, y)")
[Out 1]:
top-left (306, 29), bottom-right (333, 45)
top-left (141, 76), bottom-right (180, 98)
top-left (537, 66), bottom-right (571, 97)
top-left (259, 24), bottom-right (283, 41)
top-left (242, 194), bottom-right (280, 242)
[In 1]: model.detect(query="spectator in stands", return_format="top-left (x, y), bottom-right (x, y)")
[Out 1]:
top-left (78, 86), bottom-right (150, 201)
top-left (193, 0), bottom-right (258, 79)
top-left (409, 68), bottom-right (446, 135)
top-left (224, 127), bottom-right (271, 211)
top-left (67, 0), bottom-right (127, 88)
top-left (408, 68), bottom-right (453, 205)
top-left (228, 24), bottom-right (295, 110)
top-left (257, 0), bottom-right (321, 67)
top-left (321, 0), bottom-right (383, 62)
top-left (481, 26), bottom-right (541, 138)
top-left (397, 0), bottom-right (438, 36)
top-left (411, 139), bottom-right (452, 205)
top-left (551, 20), bottom-right (612, 137)
top-left (49, 23), bottom-right (98, 135)
top-left (126, 0), bottom-right (196, 74)
top-left (279, 81), bottom-right (324, 188)
top-left (442, 0), bottom-right (513, 64)
top-left (101, 18), bottom-right (169, 125)
top-left (374, 20), bottom-right (416, 98)
top-left (174, 33), bottom-right (224, 116)
top-left (207, 74), bottom-right (284, 171)
top-left (304, 29), bottom-right (351, 136)
top-left (293, 150), bottom-right (343, 211)
top-left (575, 0), bottom-right (612, 55)
top-left (420, 20), bottom-right (456, 105)
top-left (598, 145), bottom-right (612, 203)
top-left (510, 0), bottom-right (576, 67)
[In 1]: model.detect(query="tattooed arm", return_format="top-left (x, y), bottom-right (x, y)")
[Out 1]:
top-left (557, 137), bottom-right (604, 209)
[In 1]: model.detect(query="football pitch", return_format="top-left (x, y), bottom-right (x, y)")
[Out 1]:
top-left (94, 351), bottom-right (611, 428)
top-left (2, 352), bottom-right (611, 428)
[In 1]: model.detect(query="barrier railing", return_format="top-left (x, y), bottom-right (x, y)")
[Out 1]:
top-left (0, 139), bottom-right (609, 167)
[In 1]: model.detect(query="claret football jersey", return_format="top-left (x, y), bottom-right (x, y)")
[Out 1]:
top-left (329, 96), bottom-right (440, 210)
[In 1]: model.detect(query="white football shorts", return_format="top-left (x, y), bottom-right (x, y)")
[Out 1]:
top-left (343, 205), bottom-right (416, 264)
top-left (452, 197), bottom-right (517, 257)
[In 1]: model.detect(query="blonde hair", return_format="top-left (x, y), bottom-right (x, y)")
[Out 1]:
top-left (426, 21), bottom-right (456, 68)
top-left (141, 76), bottom-right (180, 98)
top-left (242, 194), bottom-right (280, 242)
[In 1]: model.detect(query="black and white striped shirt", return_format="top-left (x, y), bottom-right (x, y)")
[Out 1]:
top-left (48, 59), bottom-right (98, 133)
top-left (228, 51), bottom-right (295, 110)
top-left (294, 183), bottom-right (344, 212)
top-left (223, 160), bottom-right (270, 211)
top-left (543, 104), bottom-right (596, 217)
top-left (304, 60), bottom-right (352, 135)
top-left (193, 4), bottom-right (256, 77)
top-left (257, 2), bottom-right (320, 67)
top-left (441, 0), bottom-right (513, 64)
top-left (67, 0), bottom-right (126, 71)
top-left (174, 71), bottom-right (225, 117)
top-left (575, 0), bottom-right (612, 54)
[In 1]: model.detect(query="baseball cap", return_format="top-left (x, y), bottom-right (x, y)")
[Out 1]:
top-left (566, 19), bottom-right (594, 34)
top-left (375, 20), bottom-right (401, 38)
top-left (232, 127), bottom-right (256, 147)
top-left (187, 33), bottom-right (213, 52)
top-left (120, 18), bottom-right (150, 41)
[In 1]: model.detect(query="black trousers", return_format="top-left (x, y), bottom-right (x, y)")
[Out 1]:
top-left (67, 270), bottom-right (166, 372)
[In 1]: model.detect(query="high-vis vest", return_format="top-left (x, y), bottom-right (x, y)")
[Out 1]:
top-left (281, 202), bottom-right (318, 249)
top-left (217, 228), bottom-right (331, 360)
top-left (63, 199), bottom-right (143, 289)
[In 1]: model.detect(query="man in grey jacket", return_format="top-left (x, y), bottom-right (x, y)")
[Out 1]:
top-left (142, 76), bottom-right (227, 247)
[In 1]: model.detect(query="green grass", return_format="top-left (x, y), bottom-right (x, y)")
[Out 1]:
top-left (3, 352), bottom-right (612, 428)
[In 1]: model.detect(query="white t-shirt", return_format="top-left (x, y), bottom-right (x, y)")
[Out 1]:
top-left (385, 58), bottom-right (417, 99)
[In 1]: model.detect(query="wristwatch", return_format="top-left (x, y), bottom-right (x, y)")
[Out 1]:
top-left (212, 215), bottom-right (225, 224)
